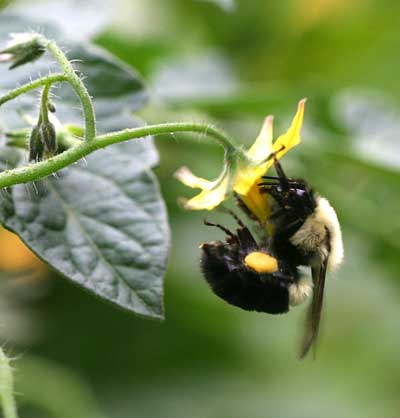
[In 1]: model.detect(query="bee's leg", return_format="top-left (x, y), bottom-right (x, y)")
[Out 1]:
top-left (210, 207), bottom-right (257, 250)
top-left (234, 193), bottom-right (258, 221)
top-left (260, 176), bottom-right (301, 190)
top-left (258, 181), bottom-right (280, 187)
top-left (274, 218), bottom-right (303, 241)
top-left (236, 226), bottom-right (258, 251)
top-left (261, 175), bottom-right (280, 181)
top-left (204, 220), bottom-right (237, 240)
top-left (268, 208), bottom-right (286, 220)
top-left (219, 206), bottom-right (246, 228)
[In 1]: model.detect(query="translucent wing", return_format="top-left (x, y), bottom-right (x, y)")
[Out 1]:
top-left (299, 258), bottom-right (328, 359)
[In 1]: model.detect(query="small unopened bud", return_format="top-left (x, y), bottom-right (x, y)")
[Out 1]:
top-left (29, 125), bottom-right (44, 162)
top-left (40, 121), bottom-right (57, 156)
top-left (0, 32), bottom-right (46, 69)
top-left (48, 102), bottom-right (56, 113)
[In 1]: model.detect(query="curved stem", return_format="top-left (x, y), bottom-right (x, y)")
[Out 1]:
top-left (0, 73), bottom-right (67, 106)
top-left (46, 41), bottom-right (96, 141)
top-left (40, 83), bottom-right (51, 123)
top-left (0, 122), bottom-right (237, 188)
top-left (96, 123), bottom-right (237, 153)
top-left (0, 348), bottom-right (18, 418)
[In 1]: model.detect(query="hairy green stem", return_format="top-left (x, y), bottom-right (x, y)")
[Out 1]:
top-left (46, 41), bottom-right (96, 141)
top-left (0, 73), bottom-right (67, 106)
top-left (40, 84), bottom-right (51, 123)
top-left (0, 348), bottom-right (18, 418)
top-left (0, 123), bottom-right (237, 188)
top-left (97, 123), bottom-right (236, 152)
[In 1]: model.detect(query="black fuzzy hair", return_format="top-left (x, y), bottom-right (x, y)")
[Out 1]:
top-left (200, 221), bottom-right (299, 314)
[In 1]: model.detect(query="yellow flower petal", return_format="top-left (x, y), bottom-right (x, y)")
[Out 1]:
top-left (239, 181), bottom-right (271, 223)
top-left (175, 100), bottom-right (306, 216)
top-left (247, 115), bottom-right (273, 162)
top-left (272, 98), bottom-right (306, 158)
top-left (183, 174), bottom-right (230, 210)
top-left (233, 166), bottom-right (258, 196)
top-left (233, 99), bottom-right (307, 222)
top-left (234, 116), bottom-right (274, 196)
top-left (174, 166), bottom-right (214, 190)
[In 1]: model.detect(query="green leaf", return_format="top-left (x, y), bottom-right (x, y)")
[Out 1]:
top-left (60, 44), bottom-right (148, 127)
top-left (0, 137), bottom-right (168, 319)
top-left (0, 15), bottom-right (169, 318)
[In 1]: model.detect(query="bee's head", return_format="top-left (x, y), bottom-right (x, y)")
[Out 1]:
top-left (257, 151), bottom-right (317, 220)
top-left (260, 177), bottom-right (316, 220)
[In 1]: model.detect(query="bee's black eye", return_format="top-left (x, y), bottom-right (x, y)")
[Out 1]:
top-left (294, 189), bottom-right (306, 197)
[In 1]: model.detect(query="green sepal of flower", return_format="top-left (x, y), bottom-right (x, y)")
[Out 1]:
top-left (0, 32), bottom-right (46, 69)
top-left (28, 118), bottom-right (58, 162)
top-left (29, 125), bottom-right (44, 162)
top-left (40, 121), bottom-right (57, 156)
top-left (175, 99), bottom-right (306, 221)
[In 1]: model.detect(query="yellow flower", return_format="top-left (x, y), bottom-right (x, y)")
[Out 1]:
top-left (174, 163), bottom-right (231, 210)
top-left (175, 99), bottom-right (306, 223)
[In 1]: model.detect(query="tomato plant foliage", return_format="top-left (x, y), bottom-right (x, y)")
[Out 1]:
top-left (0, 13), bottom-right (169, 319)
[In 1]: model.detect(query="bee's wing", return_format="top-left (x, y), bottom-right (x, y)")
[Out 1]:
top-left (298, 258), bottom-right (328, 359)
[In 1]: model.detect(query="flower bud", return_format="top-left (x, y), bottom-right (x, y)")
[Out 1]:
top-left (0, 32), bottom-right (46, 69)
top-left (40, 121), bottom-right (57, 156)
top-left (29, 125), bottom-right (44, 162)
top-left (48, 101), bottom-right (56, 113)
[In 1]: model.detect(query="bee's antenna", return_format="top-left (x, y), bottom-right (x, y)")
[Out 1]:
top-left (261, 145), bottom-right (286, 164)
top-left (272, 158), bottom-right (290, 189)
top-left (260, 146), bottom-right (290, 189)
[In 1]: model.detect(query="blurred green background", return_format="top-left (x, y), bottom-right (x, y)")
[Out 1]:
top-left (1, 0), bottom-right (400, 417)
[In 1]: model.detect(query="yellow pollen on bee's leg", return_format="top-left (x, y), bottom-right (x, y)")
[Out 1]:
top-left (244, 252), bottom-right (278, 274)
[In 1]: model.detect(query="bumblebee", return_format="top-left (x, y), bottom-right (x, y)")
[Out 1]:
top-left (201, 214), bottom-right (312, 315)
top-left (200, 156), bottom-right (343, 358)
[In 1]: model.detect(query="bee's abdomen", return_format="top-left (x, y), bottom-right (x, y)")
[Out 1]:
top-left (200, 243), bottom-right (290, 314)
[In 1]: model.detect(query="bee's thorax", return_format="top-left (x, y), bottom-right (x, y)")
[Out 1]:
top-left (289, 196), bottom-right (343, 270)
